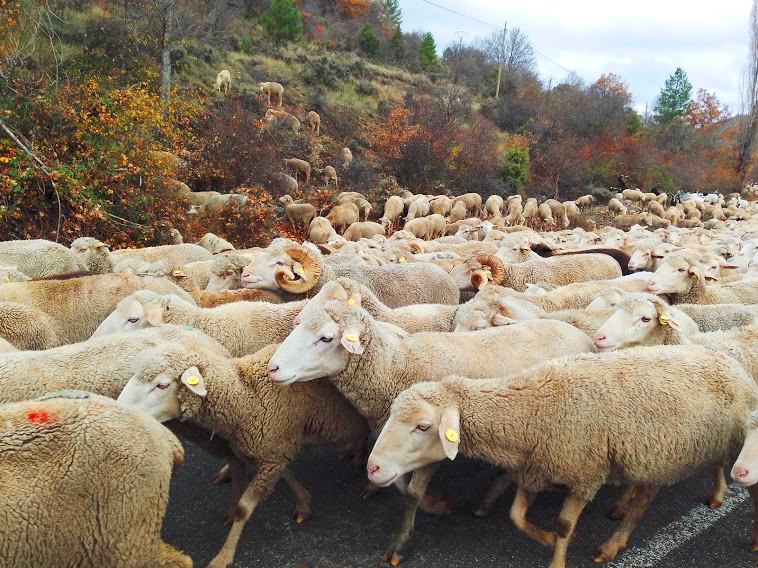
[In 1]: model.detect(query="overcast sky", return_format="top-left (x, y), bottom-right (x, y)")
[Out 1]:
top-left (399, 0), bottom-right (750, 115)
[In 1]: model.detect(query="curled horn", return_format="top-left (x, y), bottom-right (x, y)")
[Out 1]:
top-left (407, 240), bottom-right (424, 254)
top-left (470, 270), bottom-right (488, 290)
top-left (476, 254), bottom-right (505, 286)
top-left (316, 244), bottom-right (333, 255)
top-left (275, 245), bottom-right (323, 294)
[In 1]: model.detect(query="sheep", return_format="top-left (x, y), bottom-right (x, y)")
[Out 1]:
top-left (118, 342), bottom-right (369, 568)
top-left (676, 303), bottom-right (758, 331)
top-left (69, 237), bottom-right (114, 273)
top-left (215, 69), bottom-right (231, 93)
top-left (446, 200), bottom-right (468, 223)
top-left (646, 254), bottom-right (758, 304)
top-left (205, 254), bottom-right (258, 291)
top-left (0, 263), bottom-right (30, 283)
top-left (343, 222), bottom-right (385, 242)
top-left (405, 196), bottom-right (430, 221)
top-left (430, 195), bottom-right (452, 216)
top-left (731, 410), bottom-right (758, 550)
top-left (576, 194), bottom-right (596, 208)
top-left (648, 200), bottom-right (665, 217)
top-left (538, 202), bottom-right (555, 226)
top-left (308, 217), bottom-right (334, 244)
top-left (0, 301), bottom-right (64, 350)
top-left (544, 199), bottom-right (570, 228)
top-left (368, 347), bottom-right (757, 568)
top-left (1, 392), bottom-right (191, 568)
top-left (265, 108), bottom-right (300, 133)
top-left (591, 293), bottom-right (699, 350)
top-left (305, 110), bottom-right (320, 135)
top-left (170, 228), bottom-right (184, 244)
top-left (110, 242), bottom-right (212, 266)
top-left (453, 287), bottom-right (545, 331)
top-left (197, 232), bottom-right (235, 254)
top-left (241, 241), bottom-right (460, 307)
top-left (484, 195), bottom-right (503, 217)
top-left (621, 188), bottom-right (644, 203)
top-left (0, 272), bottom-right (195, 344)
top-left (426, 214), bottom-right (446, 239)
top-left (342, 147), bottom-right (353, 168)
top-left (522, 198), bottom-right (539, 224)
top-left (259, 81), bottom-right (284, 106)
top-left (278, 172), bottom-right (299, 194)
top-left (381, 196), bottom-right (405, 230)
top-left (92, 290), bottom-right (307, 356)
top-left (454, 193), bottom-right (482, 216)
top-left (608, 197), bottom-right (627, 215)
top-left (323, 165), bottom-right (338, 188)
top-left (186, 190), bottom-right (221, 207)
top-left (585, 286), bottom-right (626, 310)
top-left (327, 202), bottom-right (360, 234)
top-left (279, 195), bottom-right (317, 232)
top-left (614, 214), bottom-right (645, 229)
top-left (403, 217), bottom-right (432, 240)
top-left (283, 158), bottom-right (310, 184)
top-left (0, 239), bottom-right (85, 278)
top-left (268, 297), bottom-right (596, 562)
top-left (449, 253), bottom-right (622, 292)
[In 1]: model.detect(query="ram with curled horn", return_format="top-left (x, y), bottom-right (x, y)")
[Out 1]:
top-left (470, 255), bottom-right (506, 290)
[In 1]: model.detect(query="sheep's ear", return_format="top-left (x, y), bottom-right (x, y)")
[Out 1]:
top-left (346, 291), bottom-right (362, 308)
top-left (180, 366), bottom-right (207, 397)
top-left (340, 327), bottom-right (364, 354)
top-left (705, 275), bottom-right (719, 282)
top-left (146, 307), bottom-right (164, 326)
top-left (654, 301), bottom-right (681, 330)
top-left (687, 265), bottom-right (703, 281)
top-left (438, 407), bottom-right (460, 461)
top-left (172, 269), bottom-right (189, 280)
top-left (293, 261), bottom-right (308, 281)
top-left (721, 264), bottom-right (739, 270)
top-left (492, 314), bottom-right (517, 326)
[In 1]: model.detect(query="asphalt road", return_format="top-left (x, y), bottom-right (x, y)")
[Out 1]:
top-left (162, 438), bottom-right (758, 568)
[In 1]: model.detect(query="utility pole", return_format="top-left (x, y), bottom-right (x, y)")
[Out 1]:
top-left (495, 20), bottom-right (507, 99)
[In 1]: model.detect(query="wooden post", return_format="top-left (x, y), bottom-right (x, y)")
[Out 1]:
top-left (495, 21), bottom-right (507, 99)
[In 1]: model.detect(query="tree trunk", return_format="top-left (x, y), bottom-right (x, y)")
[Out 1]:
top-left (159, 0), bottom-right (175, 121)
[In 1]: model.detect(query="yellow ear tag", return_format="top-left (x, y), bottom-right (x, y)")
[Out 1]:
top-left (691, 274), bottom-right (698, 279)
top-left (347, 298), bottom-right (356, 306)
top-left (484, 269), bottom-right (491, 274)
top-left (298, 267), bottom-right (305, 273)
top-left (346, 333), bottom-right (358, 342)
top-left (445, 429), bottom-right (458, 442)
top-left (399, 257), bottom-right (406, 263)
top-left (173, 269), bottom-right (184, 276)
top-left (4, 276), bottom-right (9, 282)
top-left (186, 376), bottom-right (200, 385)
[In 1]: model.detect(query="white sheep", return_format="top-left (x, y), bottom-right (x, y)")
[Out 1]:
top-left (368, 345), bottom-right (758, 567)
top-left (0, 239), bottom-right (85, 278)
top-left (215, 69), bottom-right (231, 93)
top-left (306, 110), bottom-right (320, 135)
top-left (342, 147), bottom-right (353, 168)
top-left (259, 81), bottom-right (284, 106)
top-left (731, 410), bottom-right (758, 550)
top-left (323, 165), bottom-right (338, 188)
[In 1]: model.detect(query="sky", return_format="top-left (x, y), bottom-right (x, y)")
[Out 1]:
top-left (398, 0), bottom-right (751, 115)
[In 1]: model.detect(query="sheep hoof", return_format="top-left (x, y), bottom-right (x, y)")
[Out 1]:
top-left (212, 465), bottom-right (231, 484)
top-left (390, 554), bottom-right (403, 566)
top-left (707, 498), bottom-right (723, 509)
top-left (293, 506), bottom-right (311, 523)
top-left (361, 482), bottom-right (379, 500)
top-left (592, 547), bottom-right (618, 563)
top-left (473, 506), bottom-right (490, 518)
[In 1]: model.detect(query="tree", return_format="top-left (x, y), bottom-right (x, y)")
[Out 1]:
top-left (389, 26), bottom-right (404, 62)
top-left (500, 144), bottom-right (529, 190)
top-left (358, 24), bottom-right (380, 59)
top-left (739, 0), bottom-right (758, 182)
top-left (261, 0), bottom-right (302, 45)
top-left (383, 0), bottom-right (402, 28)
top-left (418, 32), bottom-right (440, 71)
top-left (653, 67), bottom-right (693, 123)
top-left (684, 89), bottom-right (730, 129)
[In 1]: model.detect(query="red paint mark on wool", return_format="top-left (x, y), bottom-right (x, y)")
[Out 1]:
top-left (27, 409), bottom-right (50, 423)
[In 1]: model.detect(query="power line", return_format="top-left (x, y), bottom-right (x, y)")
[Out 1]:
top-left (417, 0), bottom-right (591, 85)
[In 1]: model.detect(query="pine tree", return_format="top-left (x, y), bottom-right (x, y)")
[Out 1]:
top-left (261, 0), bottom-right (302, 46)
top-left (653, 67), bottom-right (693, 123)
top-left (418, 32), bottom-right (440, 71)
top-left (358, 24), bottom-right (381, 59)
top-left (390, 26), bottom-right (404, 62)
top-left (383, 0), bottom-right (402, 28)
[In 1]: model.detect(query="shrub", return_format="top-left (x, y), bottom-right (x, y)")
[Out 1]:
top-left (240, 36), bottom-right (253, 54)
top-left (358, 24), bottom-right (380, 60)
top-left (355, 79), bottom-right (378, 97)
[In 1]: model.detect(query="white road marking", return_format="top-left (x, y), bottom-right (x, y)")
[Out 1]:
top-left (611, 483), bottom-right (750, 568)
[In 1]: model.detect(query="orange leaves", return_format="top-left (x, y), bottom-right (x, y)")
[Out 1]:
top-left (684, 89), bottom-right (731, 129)
top-left (365, 101), bottom-right (420, 162)
top-left (338, 0), bottom-right (370, 18)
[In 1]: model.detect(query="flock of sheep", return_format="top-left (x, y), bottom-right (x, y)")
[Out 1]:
top-left (3, 182), bottom-right (758, 568)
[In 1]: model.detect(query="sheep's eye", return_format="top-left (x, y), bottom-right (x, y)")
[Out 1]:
top-left (275, 261), bottom-right (285, 266)
top-left (641, 316), bottom-right (652, 323)
top-left (127, 317), bottom-right (139, 323)
top-left (416, 423), bottom-right (431, 432)
top-left (156, 382), bottom-right (170, 390)
top-left (319, 336), bottom-right (333, 343)
top-left (678, 268), bottom-right (686, 272)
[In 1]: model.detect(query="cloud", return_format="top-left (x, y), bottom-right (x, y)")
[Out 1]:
top-left (399, 0), bottom-right (750, 112)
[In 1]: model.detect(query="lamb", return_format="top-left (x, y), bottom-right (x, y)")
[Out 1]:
top-left (118, 342), bottom-right (369, 568)
top-left (305, 110), bottom-right (320, 135)
top-left (342, 147), bottom-right (353, 168)
top-left (484, 195), bottom-right (503, 217)
top-left (92, 290), bottom-right (308, 356)
top-left (283, 158), bottom-right (311, 184)
top-left (267, 296), bottom-right (596, 564)
top-left (259, 81), bottom-right (284, 106)
top-left (731, 410), bottom-right (758, 550)
top-left (110, 242), bottom-right (212, 266)
top-left (327, 202), bottom-right (360, 234)
top-left (343, 221), bottom-right (385, 242)
top-left (0, 301), bottom-right (64, 350)
top-left (279, 195), bottom-right (317, 231)
top-left (608, 197), bottom-right (627, 215)
top-left (241, 242), bottom-right (460, 307)
top-left (646, 254), bottom-right (758, 304)
top-left (0, 272), bottom-right (195, 344)
top-left (69, 237), bottom-right (114, 273)
top-left (368, 348), bottom-right (757, 568)
top-left (323, 165), bottom-right (338, 188)
top-left (449, 253), bottom-right (622, 292)
top-left (197, 232), bottom-right (235, 254)
top-left (216, 69), bottom-right (231, 93)
top-left (0, 239), bottom-right (85, 278)
top-left (1, 392), bottom-right (191, 568)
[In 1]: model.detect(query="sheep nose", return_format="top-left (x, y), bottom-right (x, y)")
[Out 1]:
top-left (367, 459), bottom-right (380, 475)
top-left (628, 262), bottom-right (637, 270)
top-left (593, 334), bottom-right (606, 347)
top-left (732, 465), bottom-right (750, 482)
top-left (267, 363), bottom-right (279, 376)
top-left (646, 281), bottom-right (657, 291)
top-left (292, 317), bottom-right (301, 328)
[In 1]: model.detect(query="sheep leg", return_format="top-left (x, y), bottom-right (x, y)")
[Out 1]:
top-left (608, 484), bottom-right (637, 520)
top-left (207, 460), bottom-right (287, 568)
top-left (548, 492), bottom-right (588, 568)
top-left (748, 483), bottom-right (758, 550)
top-left (592, 483), bottom-right (659, 563)
top-left (383, 462), bottom-right (439, 566)
top-left (706, 461), bottom-right (727, 509)
top-left (221, 456), bottom-right (250, 526)
top-left (156, 540), bottom-right (193, 568)
top-left (474, 470), bottom-right (512, 517)
top-left (281, 467), bottom-right (312, 523)
top-left (509, 485), bottom-right (556, 547)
